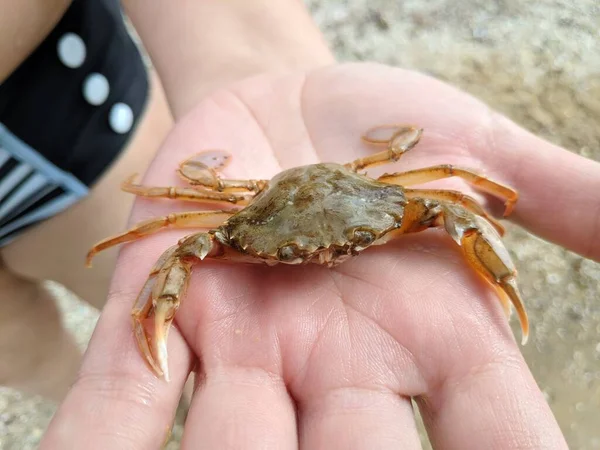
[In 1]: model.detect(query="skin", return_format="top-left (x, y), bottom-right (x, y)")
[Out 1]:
top-left (41, 63), bottom-right (600, 449)
top-left (0, 0), bottom-right (71, 83)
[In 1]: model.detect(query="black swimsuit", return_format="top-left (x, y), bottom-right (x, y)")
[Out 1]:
top-left (0, 0), bottom-right (148, 245)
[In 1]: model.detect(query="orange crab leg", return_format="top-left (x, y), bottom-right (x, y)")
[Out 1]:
top-left (395, 197), bottom-right (529, 344)
top-left (86, 210), bottom-right (233, 267)
top-left (121, 174), bottom-right (251, 205)
top-left (403, 188), bottom-right (506, 236)
top-left (131, 245), bottom-right (192, 380)
top-left (133, 232), bottom-right (269, 380)
top-left (178, 154), bottom-right (268, 193)
top-left (132, 232), bottom-right (223, 380)
top-left (378, 165), bottom-right (519, 217)
top-left (346, 124), bottom-right (423, 172)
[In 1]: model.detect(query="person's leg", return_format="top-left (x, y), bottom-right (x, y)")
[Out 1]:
top-left (0, 267), bottom-right (81, 402)
top-left (0, 71), bottom-right (173, 400)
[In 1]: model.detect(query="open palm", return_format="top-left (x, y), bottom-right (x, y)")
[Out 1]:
top-left (43, 63), bottom-right (600, 449)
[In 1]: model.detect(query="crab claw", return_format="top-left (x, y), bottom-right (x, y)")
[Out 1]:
top-left (128, 234), bottom-right (219, 380)
top-left (442, 204), bottom-right (529, 344)
top-left (153, 301), bottom-right (178, 382)
top-left (130, 245), bottom-right (191, 380)
top-left (177, 151), bottom-right (232, 189)
top-left (132, 283), bottom-right (185, 381)
top-left (132, 276), bottom-right (165, 378)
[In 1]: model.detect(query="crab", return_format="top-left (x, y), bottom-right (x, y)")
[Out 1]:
top-left (86, 124), bottom-right (529, 381)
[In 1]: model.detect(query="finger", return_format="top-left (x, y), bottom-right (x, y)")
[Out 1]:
top-left (181, 367), bottom-right (297, 449)
top-left (299, 387), bottom-right (421, 449)
top-left (480, 112), bottom-right (600, 262)
top-left (40, 244), bottom-right (193, 450)
top-left (229, 73), bottom-right (324, 170)
top-left (272, 268), bottom-right (425, 450)
top-left (416, 350), bottom-right (568, 449)
top-left (173, 265), bottom-right (298, 449)
top-left (299, 64), bottom-right (600, 261)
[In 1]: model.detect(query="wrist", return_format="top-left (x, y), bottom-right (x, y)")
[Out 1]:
top-left (124, 0), bottom-right (334, 119)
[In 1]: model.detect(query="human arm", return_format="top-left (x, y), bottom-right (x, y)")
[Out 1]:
top-left (122, 0), bottom-right (334, 118)
top-left (0, 0), bottom-right (71, 82)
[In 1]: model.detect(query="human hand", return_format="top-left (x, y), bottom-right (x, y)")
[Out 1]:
top-left (41, 63), bottom-right (600, 449)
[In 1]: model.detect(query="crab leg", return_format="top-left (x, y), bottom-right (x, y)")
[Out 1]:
top-left (378, 165), bottom-right (519, 216)
top-left (121, 174), bottom-right (251, 205)
top-left (178, 154), bottom-right (268, 193)
top-left (403, 188), bottom-right (506, 236)
top-left (397, 197), bottom-right (529, 344)
top-left (133, 233), bottom-right (221, 380)
top-left (346, 125), bottom-right (423, 172)
top-left (86, 210), bottom-right (233, 266)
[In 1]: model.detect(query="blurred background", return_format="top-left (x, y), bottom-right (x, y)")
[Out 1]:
top-left (1, 0), bottom-right (599, 448)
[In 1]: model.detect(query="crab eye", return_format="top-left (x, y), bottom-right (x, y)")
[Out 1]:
top-left (278, 245), bottom-right (298, 261)
top-left (352, 229), bottom-right (375, 247)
